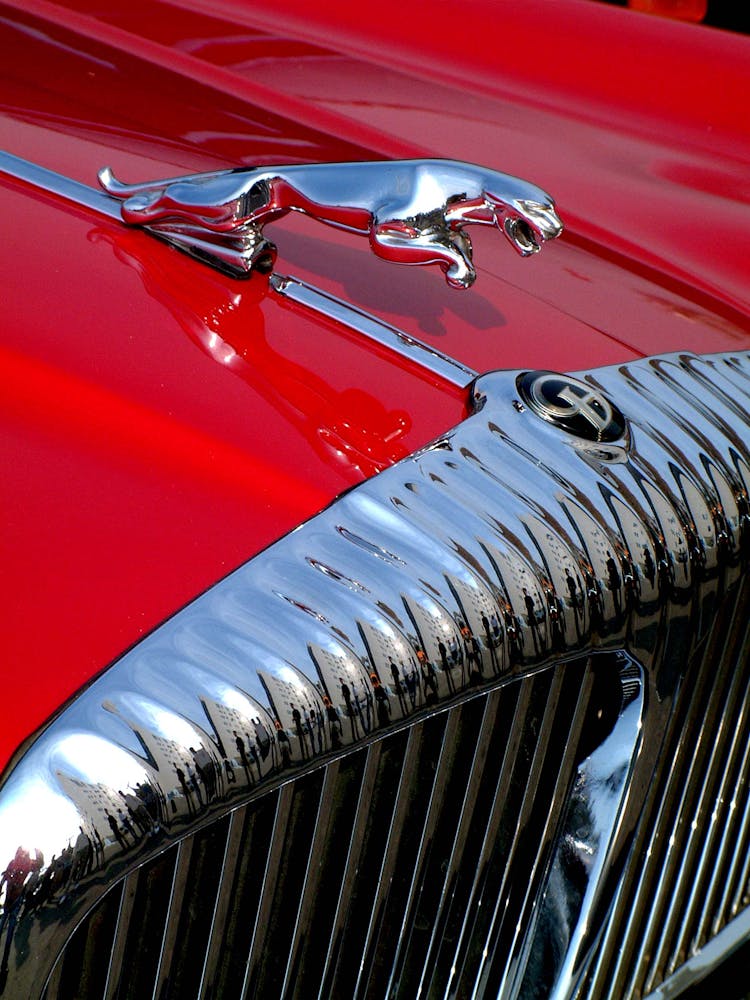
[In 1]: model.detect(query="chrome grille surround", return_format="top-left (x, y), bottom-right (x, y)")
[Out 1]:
top-left (1, 349), bottom-right (749, 998)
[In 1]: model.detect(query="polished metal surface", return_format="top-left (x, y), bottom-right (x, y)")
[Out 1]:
top-left (269, 273), bottom-right (477, 389)
top-left (515, 661), bottom-right (642, 1000)
top-left (0, 150), bottom-right (520, 391)
top-left (0, 149), bottom-right (121, 219)
top-left (1, 349), bottom-right (750, 997)
top-left (41, 654), bottom-right (641, 1000)
top-left (644, 906), bottom-right (750, 998)
top-left (581, 578), bottom-right (750, 1000)
top-left (0, 149), bottom-right (563, 287)
top-left (98, 158), bottom-right (563, 285)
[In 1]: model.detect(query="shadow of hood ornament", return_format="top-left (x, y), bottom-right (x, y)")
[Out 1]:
top-left (98, 158), bottom-right (563, 287)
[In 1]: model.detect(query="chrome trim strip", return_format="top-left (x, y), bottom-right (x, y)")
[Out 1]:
top-left (1, 350), bottom-right (749, 997)
top-left (269, 273), bottom-right (476, 389)
top-left (0, 150), bottom-right (477, 389)
top-left (0, 149), bottom-right (121, 219)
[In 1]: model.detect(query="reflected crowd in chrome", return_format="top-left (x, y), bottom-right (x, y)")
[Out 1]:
top-left (1, 350), bottom-right (749, 996)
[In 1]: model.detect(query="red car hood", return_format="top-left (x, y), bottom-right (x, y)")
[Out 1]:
top-left (2, 0), bottom-right (750, 769)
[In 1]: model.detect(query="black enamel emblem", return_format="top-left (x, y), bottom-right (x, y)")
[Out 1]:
top-left (518, 371), bottom-right (626, 442)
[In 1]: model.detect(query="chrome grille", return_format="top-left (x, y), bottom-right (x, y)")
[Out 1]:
top-left (582, 578), bottom-right (750, 1000)
top-left (6, 349), bottom-right (750, 999)
top-left (43, 655), bottom-right (629, 1000)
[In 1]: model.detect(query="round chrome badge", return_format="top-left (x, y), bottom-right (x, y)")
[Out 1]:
top-left (517, 370), bottom-right (626, 442)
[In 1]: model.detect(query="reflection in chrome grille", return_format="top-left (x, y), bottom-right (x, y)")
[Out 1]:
top-left (43, 655), bottom-right (633, 1000)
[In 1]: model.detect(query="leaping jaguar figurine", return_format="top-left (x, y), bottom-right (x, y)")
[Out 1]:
top-left (99, 158), bottom-right (563, 288)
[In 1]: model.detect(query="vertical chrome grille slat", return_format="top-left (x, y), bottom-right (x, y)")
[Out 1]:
top-left (386, 699), bottom-right (494, 997)
top-left (729, 611), bottom-right (750, 919)
top-left (471, 669), bottom-right (568, 999)
top-left (608, 648), bottom-right (724, 995)
top-left (443, 680), bottom-right (535, 998)
top-left (245, 771), bottom-right (331, 996)
top-left (649, 640), bottom-right (747, 985)
top-left (348, 721), bottom-right (432, 998)
top-left (103, 874), bottom-right (139, 1000)
top-left (697, 680), bottom-right (750, 937)
top-left (670, 615), bottom-right (750, 971)
top-left (730, 789), bottom-right (750, 918)
top-left (316, 742), bottom-right (384, 1000)
top-left (151, 837), bottom-right (194, 1000)
top-left (583, 580), bottom-right (750, 1000)
top-left (710, 698), bottom-right (750, 937)
top-left (355, 712), bottom-right (456, 998)
top-left (415, 690), bottom-right (504, 999)
top-left (201, 794), bottom-right (280, 998)
top-left (644, 592), bottom-right (748, 988)
top-left (634, 591), bottom-right (748, 998)
top-left (196, 808), bottom-right (245, 999)
top-left (591, 606), bottom-right (729, 999)
top-left (239, 785), bottom-right (291, 999)
top-left (280, 759), bottom-right (345, 997)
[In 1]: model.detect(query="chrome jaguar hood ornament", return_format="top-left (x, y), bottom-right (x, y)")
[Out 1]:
top-left (98, 159), bottom-right (563, 286)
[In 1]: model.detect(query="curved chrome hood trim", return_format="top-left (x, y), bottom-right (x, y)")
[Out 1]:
top-left (1, 350), bottom-right (749, 995)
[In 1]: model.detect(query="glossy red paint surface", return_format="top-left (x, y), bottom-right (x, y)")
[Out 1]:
top-left (1, 0), bottom-right (750, 769)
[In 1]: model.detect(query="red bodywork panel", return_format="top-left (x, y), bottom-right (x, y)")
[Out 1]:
top-left (1, 0), bottom-right (750, 769)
